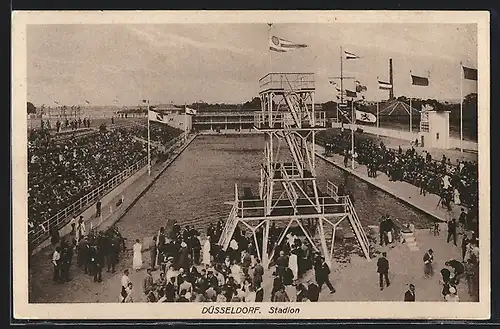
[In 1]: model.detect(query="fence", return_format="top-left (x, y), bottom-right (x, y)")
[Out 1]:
top-left (28, 156), bottom-right (148, 247)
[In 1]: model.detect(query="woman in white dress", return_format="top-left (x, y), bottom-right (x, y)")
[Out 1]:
top-left (132, 239), bottom-right (143, 271)
top-left (454, 188), bottom-right (461, 205)
top-left (289, 251), bottom-right (298, 281)
top-left (202, 236), bottom-right (211, 266)
top-left (230, 260), bottom-right (242, 285)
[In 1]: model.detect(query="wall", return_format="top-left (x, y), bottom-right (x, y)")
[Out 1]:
top-left (162, 113), bottom-right (192, 132)
top-left (332, 122), bottom-right (477, 151)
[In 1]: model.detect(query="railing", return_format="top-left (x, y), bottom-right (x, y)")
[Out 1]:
top-left (236, 195), bottom-right (352, 219)
top-left (326, 180), bottom-right (339, 198)
top-left (253, 111), bottom-right (326, 129)
top-left (218, 203), bottom-right (239, 250)
top-left (259, 73), bottom-right (315, 91)
top-left (28, 156), bottom-right (149, 247)
top-left (345, 196), bottom-right (370, 258)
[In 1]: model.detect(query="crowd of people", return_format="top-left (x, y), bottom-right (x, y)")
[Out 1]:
top-left (50, 216), bottom-right (127, 284)
top-left (28, 127), bottom-right (147, 232)
top-left (127, 122), bottom-right (184, 145)
top-left (321, 131), bottom-right (478, 231)
top-left (116, 220), bottom-right (342, 303)
top-left (28, 119), bottom-right (185, 239)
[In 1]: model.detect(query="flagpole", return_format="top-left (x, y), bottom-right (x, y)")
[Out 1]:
top-left (184, 103), bottom-right (188, 142)
top-left (351, 98), bottom-right (355, 170)
top-left (268, 23), bottom-right (273, 73)
top-left (460, 62), bottom-right (463, 153)
top-left (340, 46), bottom-right (344, 105)
top-left (409, 70), bottom-right (412, 133)
top-left (147, 100), bottom-right (151, 176)
top-left (377, 101), bottom-right (380, 137)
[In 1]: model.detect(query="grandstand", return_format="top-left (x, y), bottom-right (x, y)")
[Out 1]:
top-left (27, 120), bottom-right (184, 249)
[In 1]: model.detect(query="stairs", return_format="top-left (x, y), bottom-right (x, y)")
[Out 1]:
top-left (217, 203), bottom-right (239, 250)
top-left (345, 196), bottom-right (371, 260)
top-left (401, 231), bottom-right (420, 251)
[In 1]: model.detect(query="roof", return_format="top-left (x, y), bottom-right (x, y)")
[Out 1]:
top-left (378, 99), bottom-right (420, 116)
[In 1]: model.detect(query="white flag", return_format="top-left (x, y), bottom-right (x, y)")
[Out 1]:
top-left (269, 35), bottom-right (307, 52)
top-left (355, 110), bottom-right (377, 123)
top-left (148, 109), bottom-right (167, 124)
top-left (185, 107), bottom-right (197, 115)
top-left (422, 104), bottom-right (434, 112)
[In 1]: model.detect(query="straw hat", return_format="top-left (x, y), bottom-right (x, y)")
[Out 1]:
top-left (449, 287), bottom-right (456, 294)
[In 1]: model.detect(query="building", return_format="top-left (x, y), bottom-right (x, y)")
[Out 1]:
top-left (192, 110), bottom-right (257, 131)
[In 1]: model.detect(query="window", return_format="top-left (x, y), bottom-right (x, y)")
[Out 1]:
top-left (436, 133), bottom-right (439, 140)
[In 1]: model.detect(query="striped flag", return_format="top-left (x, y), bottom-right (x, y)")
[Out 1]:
top-left (378, 80), bottom-right (393, 90)
top-left (344, 51), bottom-right (360, 60)
top-left (411, 74), bottom-right (429, 86)
top-left (462, 66), bottom-right (477, 80)
top-left (345, 89), bottom-right (357, 98)
top-left (269, 35), bottom-right (307, 52)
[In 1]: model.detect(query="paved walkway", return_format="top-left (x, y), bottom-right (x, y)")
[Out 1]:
top-left (314, 228), bottom-right (475, 302)
top-left (315, 144), bottom-right (465, 223)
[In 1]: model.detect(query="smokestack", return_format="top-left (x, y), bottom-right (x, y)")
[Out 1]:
top-left (389, 58), bottom-right (394, 99)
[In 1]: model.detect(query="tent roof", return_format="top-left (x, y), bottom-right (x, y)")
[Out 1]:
top-left (379, 99), bottom-right (420, 116)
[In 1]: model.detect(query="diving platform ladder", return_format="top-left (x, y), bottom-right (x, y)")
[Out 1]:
top-left (326, 180), bottom-right (371, 260)
top-left (218, 184), bottom-right (240, 250)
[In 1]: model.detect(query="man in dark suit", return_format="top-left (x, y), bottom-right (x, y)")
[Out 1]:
top-left (377, 252), bottom-right (390, 290)
top-left (447, 219), bottom-right (457, 246)
top-left (404, 284), bottom-right (416, 301)
top-left (253, 258), bottom-right (264, 287)
top-left (315, 256), bottom-right (335, 293)
top-left (255, 283), bottom-right (264, 302)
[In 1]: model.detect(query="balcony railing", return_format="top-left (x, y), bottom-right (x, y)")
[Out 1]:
top-left (254, 111), bottom-right (326, 129)
top-left (259, 73), bottom-right (315, 92)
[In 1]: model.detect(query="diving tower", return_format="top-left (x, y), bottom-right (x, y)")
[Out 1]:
top-left (218, 72), bottom-right (371, 268)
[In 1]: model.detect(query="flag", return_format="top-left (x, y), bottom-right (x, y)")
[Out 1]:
top-left (462, 66), bottom-right (478, 80)
top-left (148, 109), bottom-right (167, 124)
top-left (53, 101), bottom-right (59, 105)
top-left (269, 35), bottom-right (307, 52)
top-left (85, 100), bottom-right (90, 104)
top-left (345, 89), bottom-right (357, 98)
top-left (344, 51), bottom-right (360, 60)
top-left (355, 109), bottom-right (377, 123)
top-left (142, 100), bottom-right (148, 103)
top-left (378, 80), bottom-right (393, 90)
top-left (422, 104), bottom-right (434, 112)
top-left (329, 80), bottom-right (337, 86)
top-left (185, 107), bottom-right (197, 115)
top-left (338, 107), bottom-right (351, 120)
top-left (355, 81), bottom-right (367, 92)
top-left (411, 74), bottom-right (429, 86)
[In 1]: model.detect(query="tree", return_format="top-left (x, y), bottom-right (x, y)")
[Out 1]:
top-left (463, 93), bottom-right (477, 114)
top-left (27, 102), bottom-right (36, 114)
top-left (242, 97), bottom-right (261, 109)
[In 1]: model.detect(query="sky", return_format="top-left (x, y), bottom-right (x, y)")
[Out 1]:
top-left (27, 23), bottom-right (478, 107)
